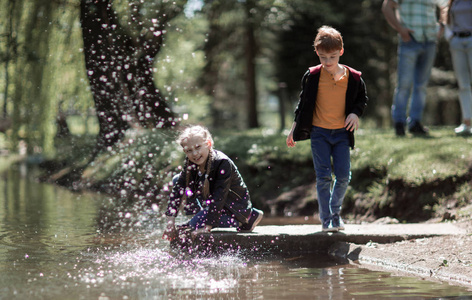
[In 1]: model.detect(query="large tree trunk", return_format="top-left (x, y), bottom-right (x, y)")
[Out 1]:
top-left (80, 0), bottom-right (176, 152)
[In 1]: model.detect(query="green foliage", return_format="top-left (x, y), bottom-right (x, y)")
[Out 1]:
top-left (155, 14), bottom-right (211, 124)
top-left (1, 0), bottom-right (93, 156)
top-left (44, 126), bottom-right (472, 222)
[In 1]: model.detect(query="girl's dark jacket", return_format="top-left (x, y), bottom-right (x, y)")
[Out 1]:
top-left (292, 64), bottom-right (369, 149)
top-left (165, 149), bottom-right (253, 227)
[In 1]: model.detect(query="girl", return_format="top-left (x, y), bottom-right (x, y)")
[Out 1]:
top-left (162, 125), bottom-right (263, 240)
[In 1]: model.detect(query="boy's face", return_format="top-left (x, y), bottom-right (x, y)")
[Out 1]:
top-left (316, 48), bottom-right (344, 73)
top-left (181, 135), bottom-right (211, 168)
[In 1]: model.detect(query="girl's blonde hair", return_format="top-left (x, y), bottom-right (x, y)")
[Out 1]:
top-left (177, 125), bottom-right (214, 148)
top-left (177, 125), bottom-right (214, 200)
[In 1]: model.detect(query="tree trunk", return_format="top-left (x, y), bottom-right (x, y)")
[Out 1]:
top-left (80, 0), bottom-right (176, 152)
top-left (245, 0), bottom-right (259, 128)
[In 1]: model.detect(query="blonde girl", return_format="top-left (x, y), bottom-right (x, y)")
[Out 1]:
top-left (162, 125), bottom-right (263, 240)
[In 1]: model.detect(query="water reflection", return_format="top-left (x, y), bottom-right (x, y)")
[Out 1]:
top-left (0, 167), bottom-right (471, 299)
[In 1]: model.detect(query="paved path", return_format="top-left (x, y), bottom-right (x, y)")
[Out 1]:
top-left (188, 223), bottom-right (466, 255)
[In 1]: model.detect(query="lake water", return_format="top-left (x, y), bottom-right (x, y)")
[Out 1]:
top-left (1, 165), bottom-right (472, 299)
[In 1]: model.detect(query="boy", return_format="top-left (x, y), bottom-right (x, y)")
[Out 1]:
top-left (286, 26), bottom-right (368, 232)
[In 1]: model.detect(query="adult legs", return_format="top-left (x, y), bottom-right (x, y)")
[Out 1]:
top-left (450, 37), bottom-right (472, 126)
top-left (391, 40), bottom-right (437, 126)
top-left (409, 41), bottom-right (437, 124)
top-left (392, 40), bottom-right (417, 124)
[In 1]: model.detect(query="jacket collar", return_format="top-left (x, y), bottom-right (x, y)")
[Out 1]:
top-left (308, 64), bottom-right (361, 81)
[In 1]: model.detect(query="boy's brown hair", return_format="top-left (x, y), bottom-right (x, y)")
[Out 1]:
top-left (314, 26), bottom-right (343, 52)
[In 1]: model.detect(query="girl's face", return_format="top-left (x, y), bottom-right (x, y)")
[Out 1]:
top-left (181, 135), bottom-right (211, 168)
top-left (316, 48), bottom-right (344, 73)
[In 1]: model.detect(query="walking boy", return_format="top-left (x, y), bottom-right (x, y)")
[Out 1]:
top-left (286, 26), bottom-right (368, 232)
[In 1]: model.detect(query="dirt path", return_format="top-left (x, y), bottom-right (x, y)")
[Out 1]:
top-left (338, 219), bottom-right (472, 288)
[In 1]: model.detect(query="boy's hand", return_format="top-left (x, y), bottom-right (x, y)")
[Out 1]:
top-left (286, 132), bottom-right (296, 148)
top-left (345, 113), bottom-right (359, 132)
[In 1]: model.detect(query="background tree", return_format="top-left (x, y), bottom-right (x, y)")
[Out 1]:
top-left (0, 0), bottom-right (457, 159)
top-left (80, 0), bottom-right (187, 153)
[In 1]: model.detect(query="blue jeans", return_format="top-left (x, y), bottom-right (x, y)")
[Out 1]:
top-left (450, 36), bottom-right (472, 121)
top-left (310, 126), bottom-right (351, 223)
top-left (392, 39), bottom-right (437, 124)
top-left (172, 175), bottom-right (240, 230)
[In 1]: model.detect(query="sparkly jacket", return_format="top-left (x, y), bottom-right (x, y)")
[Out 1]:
top-left (165, 150), bottom-right (252, 226)
top-left (292, 64), bottom-right (369, 149)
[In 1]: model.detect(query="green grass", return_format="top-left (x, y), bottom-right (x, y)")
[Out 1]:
top-left (353, 127), bottom-right (472, 183)
top-left (42, 126), bottom-right (472, 222)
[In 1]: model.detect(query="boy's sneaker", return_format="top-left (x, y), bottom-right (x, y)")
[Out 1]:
top-left (238, 208), bottom-right (263, 232)
top-left (322, 219), bottom-right (337, 232)
top-left (332, 214), bottom-right (345, 231)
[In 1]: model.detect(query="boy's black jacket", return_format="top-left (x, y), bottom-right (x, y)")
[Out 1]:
top-left (292, 64), bottom-right (369, 149)
top-left (166, 150), bottom-right (252, 226)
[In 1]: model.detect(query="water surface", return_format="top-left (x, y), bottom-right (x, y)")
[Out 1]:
top-left (1, 166), bottom-right (471, 299)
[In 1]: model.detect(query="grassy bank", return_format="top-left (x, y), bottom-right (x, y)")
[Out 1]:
top-left (43, 126), bottom-right (472, 223)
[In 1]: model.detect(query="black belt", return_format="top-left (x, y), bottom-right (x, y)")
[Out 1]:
top-left (454, 31), bottom-right (472, 38)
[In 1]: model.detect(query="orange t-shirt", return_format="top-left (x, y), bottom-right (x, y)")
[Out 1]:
top-left (312, 67), bottom-right (348, 129)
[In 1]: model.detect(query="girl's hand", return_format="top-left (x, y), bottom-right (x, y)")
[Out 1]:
top-left (345, 113), bottom-right (359, 132)
top-left (162, 216), bottom-right (177, 240)
top-left (190, 225), bottom-right (212, 239)
top-left (162, 226), bottom-right (178, 241)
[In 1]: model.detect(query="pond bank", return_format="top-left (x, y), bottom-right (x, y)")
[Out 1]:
top-left (183, 221), bottom-right (472, 289)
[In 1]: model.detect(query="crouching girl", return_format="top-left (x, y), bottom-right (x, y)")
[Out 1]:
top-left (162, 125), bottom-right (263, 240)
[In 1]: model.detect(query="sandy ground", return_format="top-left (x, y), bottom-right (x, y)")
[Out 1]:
top-left (338, 219), bottom-right (472, 289)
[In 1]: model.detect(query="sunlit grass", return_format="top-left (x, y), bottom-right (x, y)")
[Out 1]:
top-left (42, 125), bottom-right (472, 219)
top-left (353, 127), bottom-right (472, 184)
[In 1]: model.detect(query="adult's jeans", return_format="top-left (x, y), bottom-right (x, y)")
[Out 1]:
top-left (449, 36), bottom-right (472, 121)
top-left (392, 38), bottom-right (437, 125)
top-left (310, 126), bottom-right (351, 223)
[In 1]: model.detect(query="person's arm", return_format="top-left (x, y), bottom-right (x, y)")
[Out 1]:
top-left (437, 2), bottom-right (448, 38)
top-left (162, 216), bottom-right (177, 240)
top-left (345, 76), bottom-right (369, 132)
top-left (381, 0), bottom-right (413, 42)
top-left (191, 225), bottom-right (213, 239)
top-left (286, 122), bottom-right (297, 148)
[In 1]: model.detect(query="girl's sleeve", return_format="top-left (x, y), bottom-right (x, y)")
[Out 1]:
top-left (204, 159), bottom-right (232, 226)
top-left (165, 171), bottom-right (185, 217)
